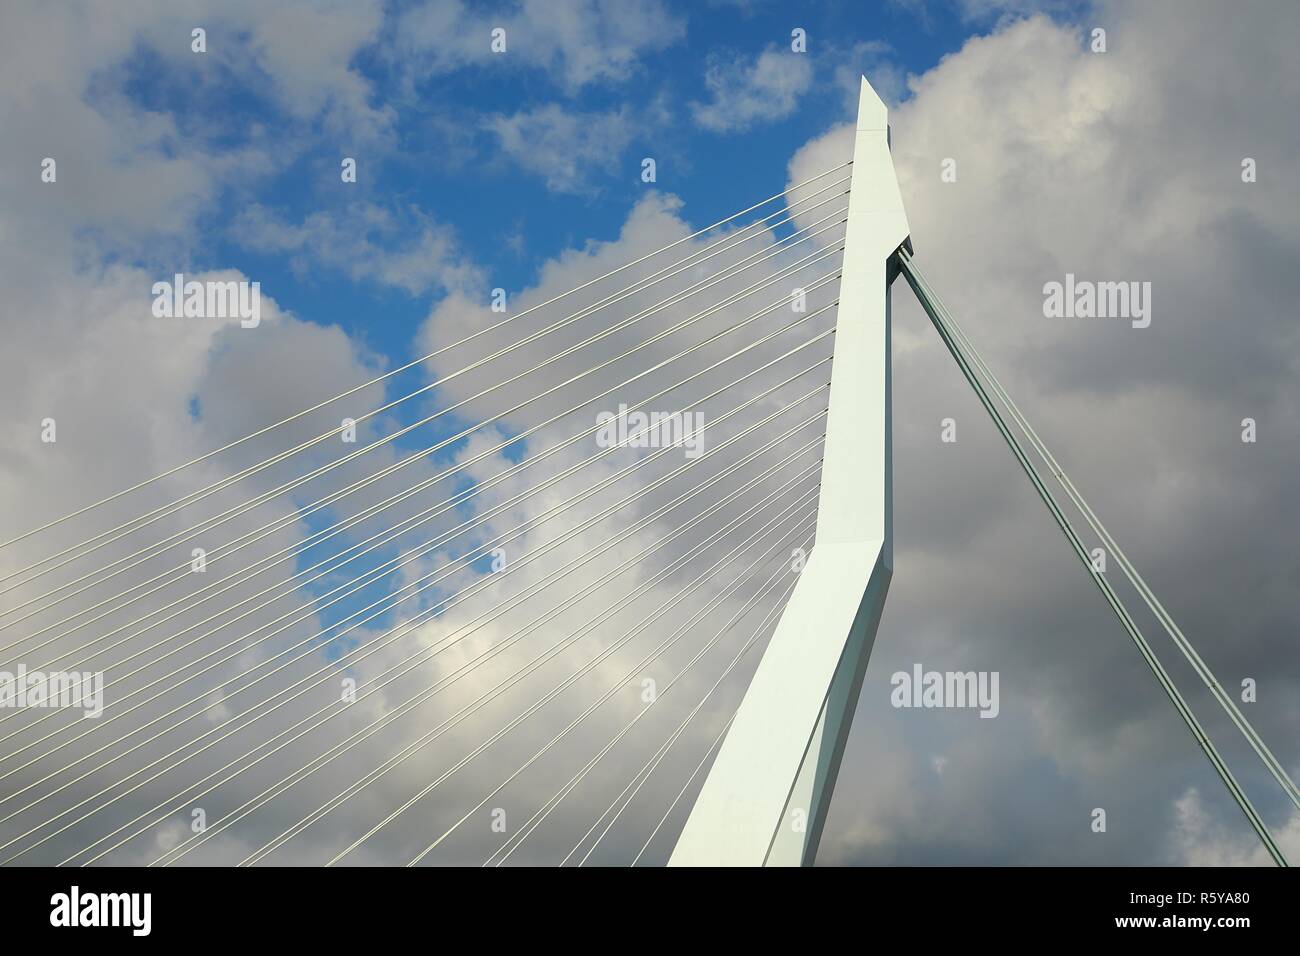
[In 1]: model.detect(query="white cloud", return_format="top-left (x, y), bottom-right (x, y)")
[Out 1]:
top-left (691, 45), bottom-right (813, 132)
top-left (394, 0), bottom-right (685, 92)
top-left (1171, 787), bottom-right (1300, 866)
top-left (0, 0), bottom-right (828, 865)
top-left (0, 0), bottom-right (392, 263)
top-left (2, 0), bottom-right (1297, 867)
top-left (0, 3), bottom-right (472, 866)
top-left (796, 5), bottom-right (1300, 864)
top-left (235, 202), bottom-right (483, 296)
top-left (483, 105), bottom-right (633, 193)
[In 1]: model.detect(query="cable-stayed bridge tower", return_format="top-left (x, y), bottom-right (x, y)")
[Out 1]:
top-left (0, 69), bottom-right (1290, 869)
top-left (671, 77), bottom-right (910, 866)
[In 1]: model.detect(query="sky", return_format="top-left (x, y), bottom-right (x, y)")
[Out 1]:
top-left (0, 0), bottom-right (1296, 866)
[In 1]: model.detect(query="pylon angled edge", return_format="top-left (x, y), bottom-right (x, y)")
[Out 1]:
top-left (670, 76), bottom-right (910, 866)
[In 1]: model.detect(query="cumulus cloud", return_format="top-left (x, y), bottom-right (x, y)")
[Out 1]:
top-left (394, 0), bottom-right (685, 92)
top-left (1172, 788), bottom-right (1300, 866)
top-left (0, 0), bottom-right (825, 867)
top-left (0, 0), bottom-right (1295, 868)
top-left (795, 3), bottom-right (1300, 864)
top-left (691, 45), bottom-right (814, 133)
top-left (234, 202), bottom-right (483, 296)
top-left (0, 2), bottom-right (467, 866)
top-left (483, 105), bottom-right (633, 193)
top-left (0, 0), bottom-right (394, 267)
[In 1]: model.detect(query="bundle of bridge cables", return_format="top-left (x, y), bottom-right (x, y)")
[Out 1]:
top-left (898, 247), bottom-right (1297, 867)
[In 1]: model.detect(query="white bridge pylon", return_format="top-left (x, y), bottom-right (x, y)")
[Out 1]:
top-left (670, 76), bottom-right (911, 866)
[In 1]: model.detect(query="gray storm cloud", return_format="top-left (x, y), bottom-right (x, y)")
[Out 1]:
top-left (0, 0), bottom-right (1294, 866)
